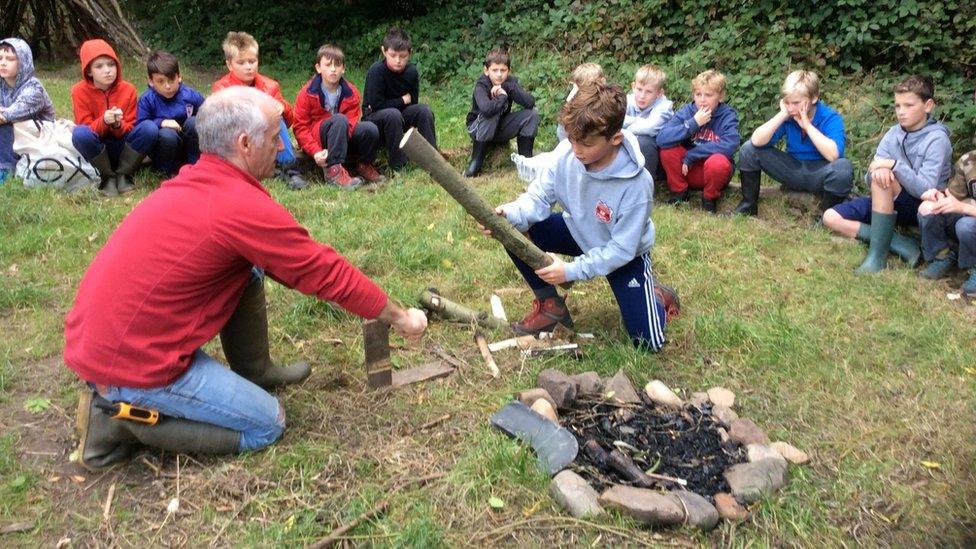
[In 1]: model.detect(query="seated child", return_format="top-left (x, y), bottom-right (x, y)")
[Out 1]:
top-left (484, 83), bottom-right (680, 351)
top-left (0, 37), bottom-right (55, 184)
top-left (213, 31), bottom-right (308, 190)
top-left (464, 48), bottom-right (539, 177)
top-left (293, 44), bottom-right (385, 189)
top-left (362, 27), bottom-right (437, 171)
top-left (822, 75), bottom-right (953, 274)
top-left (623, 63), bottom-right (673, 178)
top-left (735, 70), bottom-right (853, 216)
top-left (916, 150), bottom-right (976, 296)
top-left (137, 50), bottom-right (204, 176)
top-left (71, 39), bottom-right (157, 196)
top-left (656, 69), bottom-right (740, 213)
top-left (512, 62), bottom-right (605, 183)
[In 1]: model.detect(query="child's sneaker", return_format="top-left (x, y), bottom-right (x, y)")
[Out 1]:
top-left (513, 296), bottom-right (574, 335)
top-left (961, 269), bottom-right (976, 298)
top-left (325, 164), bottom-right (362, 189)
top-left (355, 163), bottom-right (387, 184)
top-left (919, 250), bottom-right (956, 280)
top-left (653, 282), bottom-right (681, 322)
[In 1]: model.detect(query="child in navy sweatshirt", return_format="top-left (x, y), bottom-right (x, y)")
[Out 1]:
top-left (463, 49), bottom-right (539, 177)
top-left (483, 84), bottom-right (680, 351)
top-left (136, 51), bottom-right (204, 176)
top-left (656, 70), bottom-right (740, 213)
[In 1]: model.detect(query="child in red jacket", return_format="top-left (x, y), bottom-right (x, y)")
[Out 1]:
top-left (71, 39), bottom-right (157, 196)
top-left (294, 45), bottom-right (384, 189)
top-left (212, 31), bottom-right (308, 190)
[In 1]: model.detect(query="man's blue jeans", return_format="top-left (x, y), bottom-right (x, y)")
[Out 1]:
top-left (100, 349), bottom-right (285, 452)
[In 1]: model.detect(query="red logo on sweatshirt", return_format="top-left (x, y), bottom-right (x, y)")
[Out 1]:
top-left (595, 201), bottom-right (613, 223)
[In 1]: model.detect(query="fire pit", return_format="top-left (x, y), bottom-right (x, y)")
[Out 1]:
top-left (493, 368), bottom-right (810, 531)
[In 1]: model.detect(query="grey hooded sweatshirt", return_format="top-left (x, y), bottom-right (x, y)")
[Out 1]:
top-left (0, 37), bottom-right (55, 125)
top-left (868, 116), bottom-right (952, 198)
top-left (500, 130), bottom-right (655, 282)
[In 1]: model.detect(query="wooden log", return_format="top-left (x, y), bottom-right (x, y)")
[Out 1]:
top-left (418, 288), bottom-right (509, 331)
top-left (473, 331), bottom-right (500, 378)
top-left (399, 128), bottom-right (571, 290)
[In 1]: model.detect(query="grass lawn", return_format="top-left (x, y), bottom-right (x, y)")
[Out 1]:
top-left (0, 61), bottom-right (974, 547)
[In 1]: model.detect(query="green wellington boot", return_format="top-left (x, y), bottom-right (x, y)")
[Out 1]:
top-left (114, 144), bottom-right (146, 194)
top-left (75, 390), bottom-right (240, 471)
top-left (88, 148), bottom-right (118, 197)
top-left (856, 219), bottom-right (921, 268)
top-left (855, 211), bottom-right (896, 274)
top-left (220, 277), bottom-right (311, 389)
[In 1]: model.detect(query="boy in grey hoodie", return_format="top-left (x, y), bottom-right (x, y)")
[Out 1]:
top-left (0, 38), bottom-right (56, 183)
top-left (624, 63), bottom-right (673, 178)
top-left (483, 84), bottom-right (679, 351)
top-left (823, 75), bottom-right (952, 274)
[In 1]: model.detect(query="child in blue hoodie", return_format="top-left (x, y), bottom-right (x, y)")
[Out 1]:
top-left (656, 70), bottom-right (740, 213)
top-left (483, 83), bottom-right (680, 351)
top-left (137, 51), bottom-right (205, 176)
top-left (823, 75), bottom-right (953, 274)
top-left (0, 38), bottom-right (55, 184)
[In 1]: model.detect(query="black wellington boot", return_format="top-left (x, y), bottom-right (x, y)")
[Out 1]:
top-left (88, 148), bottom-right (118, 197)
top-left (464, 140), bottom-right (490, 177)
top-left (125, 416), bottom-right (240, 456)
top-left (733, 171), bottom-right (760, 216)
top-left (516, 135), bottom-right (535, 158)
top-left (220, 276), bottom-right (311, 389)
top-left (114, 143), bottom-right (146, 194)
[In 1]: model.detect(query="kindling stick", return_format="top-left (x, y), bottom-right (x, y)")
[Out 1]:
top-left (399, 128), bottom-right (571, 290)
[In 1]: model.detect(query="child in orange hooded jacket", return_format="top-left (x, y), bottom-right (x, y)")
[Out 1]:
top-left (70, 39), bottom-right (157, 196)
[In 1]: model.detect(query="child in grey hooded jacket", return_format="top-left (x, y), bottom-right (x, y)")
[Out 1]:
top-left (823, 75), bottom-right (952, 274)
top-left (487, 84), bottom-right (679, 351)
top-left (0, 37), bottom-right (56, 183)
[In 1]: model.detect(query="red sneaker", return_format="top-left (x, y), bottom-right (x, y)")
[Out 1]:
top-left (513, 296), bottom-right (574, 335)
top-left (325, 164), bottom-right (362, 189)
top-left (654, 282), bottom-right (681, 322)
top-left (355, 163), bottom-right (387, 183)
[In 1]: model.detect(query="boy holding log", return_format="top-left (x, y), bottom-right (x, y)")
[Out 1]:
top-left (483, 83), bottom-right (679, 351)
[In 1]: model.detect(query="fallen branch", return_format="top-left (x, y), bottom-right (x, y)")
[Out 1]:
top-left (413, 414), bottom-right (451, 433)
top-left (307, 500), bottom-right (389, 549)
top-left (399, 128), bottom-right (571, 290)
top-left (419, 288), bottom-right (508, 331)
top-left (102, 482), bottom-right (117, 522)
top-left (0, 522), bottom-right (33, 535)
top-left (474, 331), bottom-right (500, 378)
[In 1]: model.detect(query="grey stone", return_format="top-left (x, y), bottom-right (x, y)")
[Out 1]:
top-left (706, 387), bottom-right (735, 408)
top-left (598, 485), bottom-right (684, 526)
top-left (536, 369), bottom-right (577, 410)
top-left (770, 441), bottom-right (810, 465)
top-left (673, 490), bottom-right (719, 531)
top-left (516, 388), bottom-right (557, 411)
top-left (689, 392), bottom-right (710, 407)
top-left (746, 444), bottom-right (786, 467)
top-left (603, 369), bottom-right (641, 404)
top-left (570, 371), bottom-right (603, 396)
top-left (712, 404), bottom-right (739, 426)
top-left (549, 470), bottom-right (604, 518)
top-left (728, 418), bottom-right (770, 446)
top-left (713, 492), bottom-right (749, 521)
top-left (723, 459), bottom-right (789, 503)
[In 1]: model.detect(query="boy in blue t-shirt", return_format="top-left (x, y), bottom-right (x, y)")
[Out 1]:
top-left (136, 51), bottom-right (205, 176)
top-left (734, 70), bottom-right (853, 216)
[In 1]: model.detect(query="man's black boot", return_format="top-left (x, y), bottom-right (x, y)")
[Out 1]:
top-left (733, 171), bottom-right (760, 216)
top-left (220, 276), bottom-right (311, 388)
top-left (464, 141), bottom-right (490, 177)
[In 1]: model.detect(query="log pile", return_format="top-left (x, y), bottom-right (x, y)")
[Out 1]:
top-left (0, 0), bottom-right (148, 60)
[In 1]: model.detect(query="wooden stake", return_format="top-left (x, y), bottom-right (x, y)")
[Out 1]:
top-left (474, 331), bottom-right (500, 378)
top-left (400, 129), bottom-right (571, 289)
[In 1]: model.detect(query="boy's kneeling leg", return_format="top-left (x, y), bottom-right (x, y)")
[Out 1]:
top-left (608, 253), bottom-right (667, 351)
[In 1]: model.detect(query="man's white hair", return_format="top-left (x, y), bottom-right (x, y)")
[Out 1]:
top-left (197, 87), bottom-right (278, 159)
